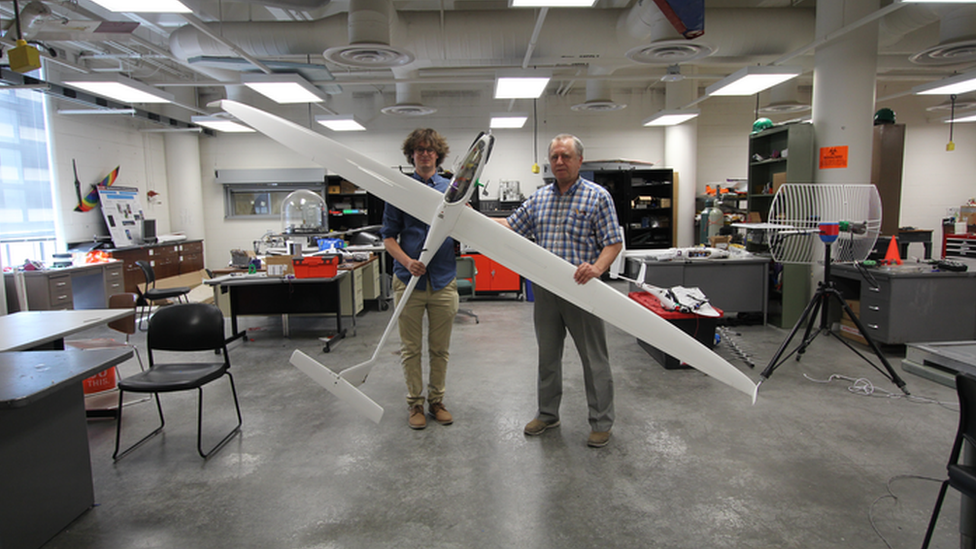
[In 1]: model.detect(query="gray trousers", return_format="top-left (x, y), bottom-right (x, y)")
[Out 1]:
top-left (533, 285), bottom-right (614, 432)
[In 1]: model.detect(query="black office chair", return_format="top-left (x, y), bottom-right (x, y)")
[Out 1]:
top-left (455, 256), bottom-right (478, 323)
top-left (921, 372), bottom-right (976, 548)
top-left (113, 303), bottom-right (242, 461)
top-left (135, 260), bottom-right (191, 330)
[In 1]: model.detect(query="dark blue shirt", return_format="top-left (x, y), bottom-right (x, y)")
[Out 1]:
top-left (380, 172), bottom-right (457, 291)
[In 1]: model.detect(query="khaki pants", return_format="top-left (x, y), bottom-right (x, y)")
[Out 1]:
top-left (393, 277), bottom-right (459, 407)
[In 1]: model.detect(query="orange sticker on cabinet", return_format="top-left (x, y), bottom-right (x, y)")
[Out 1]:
top-left (819, 146), bottom-right (848, 169)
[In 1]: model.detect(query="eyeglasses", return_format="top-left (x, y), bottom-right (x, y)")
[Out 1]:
top-left (414, 147), bottom-right (437, 155)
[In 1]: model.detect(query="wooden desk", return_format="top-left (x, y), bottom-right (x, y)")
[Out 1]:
top-left (0, 348), bottom-right (132, 549)
top-left (0, 309), bottom-right (136, 352)
top-left (205, 272), bottom-right (352, 352)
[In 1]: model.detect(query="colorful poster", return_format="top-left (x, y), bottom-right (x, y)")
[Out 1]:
top-left (97, 185), bottom-right (145, 248)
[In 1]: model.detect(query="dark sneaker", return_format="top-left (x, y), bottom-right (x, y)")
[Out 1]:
top-left (524, 418), bottom-right (560, 436)
top-left (429, 402), bottom-right (453, 425)
top-left (408, 405), bottom-right (426, 430)
top-left (587, 430), bottom-right (612, 448)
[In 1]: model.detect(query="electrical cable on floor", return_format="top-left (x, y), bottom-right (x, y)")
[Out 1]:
top-left (716, 326), bottom-right (755, 368)
top-left (803, 373), bottom-right (959, 410)
top-left (868, 474), bottom-right (945, 549)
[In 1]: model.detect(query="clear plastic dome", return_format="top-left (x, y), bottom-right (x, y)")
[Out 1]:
top-left (281, 190), bottom-right (327, 234)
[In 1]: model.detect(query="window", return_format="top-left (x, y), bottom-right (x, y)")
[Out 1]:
top-left (0, 82), bottom-right (55, 268)
top-left (223, 183), bottom-right (326, 220)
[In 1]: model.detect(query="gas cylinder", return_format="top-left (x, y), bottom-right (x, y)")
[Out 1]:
top-left (700, 200), bottom-right (724, 244)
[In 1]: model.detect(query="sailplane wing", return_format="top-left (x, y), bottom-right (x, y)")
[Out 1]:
top-left (219, 100), bottom-right (758, 403)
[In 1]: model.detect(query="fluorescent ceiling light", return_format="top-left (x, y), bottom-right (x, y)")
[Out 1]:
top-left (912, 70), bottom-right (976, 95)
top-left (948, 113), bottom-right (976, 123)
top-left (705, 66), bottom-right (803, 97)
top-left (510, 0), bottom-right (596, 6)
top-left (490, 114), bottom-right (528, 129)
top-left (495, 77), bottom-right (550, 99)
top-left (315, 114), bottom-right (366, 132)
top-left (57, 108), bottom-right (136, 115)
top-left (241, 73), bottom-right (327, 104)
top-left (191, 116), bottom-right (255, 133)
top-left (63, 73), bottom-right (174, 103)
top-left (642, 109), bottom-right (700, 127)
top-left (88, 0), bottom-right (192, 12)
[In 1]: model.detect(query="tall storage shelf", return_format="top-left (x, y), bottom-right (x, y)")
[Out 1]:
top-left (580, 162), bottom-right (675, 250)
top-left (326, 176), bottom-right (385, 231)
top-left (747, 123), bottom-right (815, 221)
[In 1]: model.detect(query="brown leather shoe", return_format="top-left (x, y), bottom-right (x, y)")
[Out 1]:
top-left (428, 402), bottom-right (453, 425)
top-left (408, 405), bottom-right (426, 430)
top-left (524, 418), bottom-right (560, 436)
top-left (587, 430), bottom-right (612, 448)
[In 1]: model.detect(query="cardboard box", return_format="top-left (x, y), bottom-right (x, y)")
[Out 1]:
top-left (340, 180), bottom-right (359, 194)
top-left (327, 185), bottom-right (341, 194)
top-left (265, 255), bottom-right (296, 276)
top-left (747, 211), bottom-right (763, 223)
top-left (772, 172), bottom-right (787, 195)
top-left (709, 235), bottom-right (732, 249)
top-left (838, 320), bottom-right (867, 346)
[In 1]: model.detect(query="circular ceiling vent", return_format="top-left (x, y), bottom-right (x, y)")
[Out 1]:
top-left (570, 100), bottom-right (627, 112)
top-left (380, 103), bottom-right (437, 116)
top-left (625, 40), bottom-right (715, 65)
top-left (759, 101), bottom-right (811, 115)
top-left (909, 38), bottom-right (976, 65)
top-left (323, 44), bottom-right (415, 68)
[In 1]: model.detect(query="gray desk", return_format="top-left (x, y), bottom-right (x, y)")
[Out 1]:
top-left (0, 309), bottom-right (136, 352)
top-left (627, 256), bottom-right (769, 324)
top-left (0, 348), bottom-right (132, 549)
top-left (830, 264), bottom-right (976, 345)
top-left (3, 261), bottom-right (124, 312)
top-left (206, 272), bottom-right (353, 351)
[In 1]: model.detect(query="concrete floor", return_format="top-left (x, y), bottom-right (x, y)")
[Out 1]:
top-left (48, 283), bottom-right (966, 549)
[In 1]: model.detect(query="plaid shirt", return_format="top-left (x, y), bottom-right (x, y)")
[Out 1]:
top-left (507, 177), bottom-right (622, 266)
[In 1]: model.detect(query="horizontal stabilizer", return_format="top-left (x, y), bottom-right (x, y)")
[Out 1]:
top-left (290, 350), bottom-right (384, 423)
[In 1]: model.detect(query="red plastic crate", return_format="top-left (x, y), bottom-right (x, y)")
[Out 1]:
top-left (292, 255), bottom-right (339, 278)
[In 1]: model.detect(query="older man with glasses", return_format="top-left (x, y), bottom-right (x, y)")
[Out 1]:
top-left (381, 128), bottom-right (460, 430)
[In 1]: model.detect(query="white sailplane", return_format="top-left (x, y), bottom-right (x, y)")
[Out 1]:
top-left (218, 100), bottom-right (758, 424)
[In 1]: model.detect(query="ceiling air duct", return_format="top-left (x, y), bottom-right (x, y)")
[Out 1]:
top-left (759, 80), bottom-right (810, 115)
top-left (910, 5), bottom-right (976, 65)
top-left (323, 0), bottom-right (414, 69)
top-left (571, 66), bottom-right (626, 112)
top-left (381, 67), bottom-right (436, 116)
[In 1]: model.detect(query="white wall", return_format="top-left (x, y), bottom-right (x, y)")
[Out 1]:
top-left (46, 65), bottom-right (172, 248)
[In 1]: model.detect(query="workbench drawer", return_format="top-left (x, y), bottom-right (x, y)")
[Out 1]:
top-left (855, 307), bottom-right (890, 344)
top-left (47, 274), bottom-right (73, 309)
top-left (104, 264), bottom-right (124, 297)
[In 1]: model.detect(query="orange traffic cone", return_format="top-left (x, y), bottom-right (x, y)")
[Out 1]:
top-left (883, 236), bottom-right (902, 266)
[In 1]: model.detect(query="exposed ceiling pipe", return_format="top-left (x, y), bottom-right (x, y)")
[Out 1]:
top-left (179, 13), bottom-right (274, 74)
top-left (169, 9), bottom-right (815, 71)
top-left (521, 8), bottom-right (549, 70)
